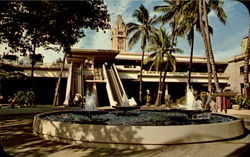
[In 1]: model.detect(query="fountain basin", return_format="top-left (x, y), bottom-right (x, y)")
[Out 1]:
top-left (33, 110), bottom-right (245, 149)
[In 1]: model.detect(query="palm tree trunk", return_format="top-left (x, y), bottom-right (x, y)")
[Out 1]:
top-left (155, 68), bottom-right (163, 106)
top-left (188, 28), bottom-right (194, 89)
top-left (202, 0), bottom-right (221, 93)
top-left (31, 42), bottom-right (36, 90)
top-left (243, 28), bottom-right (250, 97)
top-left (53, 53), bottom-right (66, 106)
top-left (160, 21), bottom-right (177, 102)
top-left (160, 62), bottom-right (169, 104)
top-left (199, 0), bottom-right (212, 93)
top-left (139, 49), bottom-right (145, 104)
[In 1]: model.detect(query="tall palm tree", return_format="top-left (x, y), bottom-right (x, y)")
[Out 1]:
top-left (199, 0), bottom-right (227, 93)
top-left (198, 0), bottom-right (213, 93)
top-left (145, 27), bottom-right (181, 105)
top-left (243, 28), bottom-right (250, 97)
top-left (174, 1), bottom-right (198, 89)
top-left (126, 4), bottom-right (156, 104)
top-left (155, 0), bottom-right (227, 93)
top-left (154, 0), bottom-right (181, 101)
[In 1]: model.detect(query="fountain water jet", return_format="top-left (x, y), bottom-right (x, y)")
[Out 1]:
top-left (185, 85), bottom-right (196, 110)
top-left (172, 85), bottom-right (211, 120)
top-left (85, 89), bottom-right (96, 111)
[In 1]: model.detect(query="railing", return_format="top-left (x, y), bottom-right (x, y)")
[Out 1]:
top-left (103, 63), bottom-right (131, 106)
top-left (103, 64), bottom-right (117, 106)
top-left (142, 71), bottom-right (228, 77)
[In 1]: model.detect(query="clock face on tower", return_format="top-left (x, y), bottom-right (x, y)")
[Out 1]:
top-left (118, 39), bottom-right (123, 44)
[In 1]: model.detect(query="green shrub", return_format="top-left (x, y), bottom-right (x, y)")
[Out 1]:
top-left (12, 90), bottom-right (35, 107)
top-left (199, 91), bottom-right (207, 105)
top-left (230, 95), bottom-right (250, 109)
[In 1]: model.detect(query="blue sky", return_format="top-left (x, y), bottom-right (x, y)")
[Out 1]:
top-left (72, 0), bottom-right (249, 62)
top-left (0, 0), bottom-right (249, 63)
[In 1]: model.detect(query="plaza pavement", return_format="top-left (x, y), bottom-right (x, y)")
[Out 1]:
top-left (0, 107), bottom-right (250, 157)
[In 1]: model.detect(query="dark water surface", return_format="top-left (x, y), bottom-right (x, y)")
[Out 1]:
top-left (43, 110), bottom-right (237, 126)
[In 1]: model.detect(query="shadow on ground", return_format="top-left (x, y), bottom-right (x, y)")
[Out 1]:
top-left (1, 113), bottom-right (250, 157)
top-left (0, 114), bottom-right (150, 157)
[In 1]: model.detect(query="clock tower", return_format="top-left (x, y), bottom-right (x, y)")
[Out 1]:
top-left (111, 15), bottom-right (128, 52)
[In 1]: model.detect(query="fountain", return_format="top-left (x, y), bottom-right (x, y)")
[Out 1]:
top-left (33, 109), bottom-right (245, 149)
top-left (33, 85), bottom-right (245, 150)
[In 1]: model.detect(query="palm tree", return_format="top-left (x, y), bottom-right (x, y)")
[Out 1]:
top-left (154, 0), bottom-right (183, 103)
top-left (174, 1), bottom-right (198, 89)
top-left (155, 0), bottom-right (227, 93)
top-left (173, 1), bottom-right (213, 90)
top-left (199, 0), bottom-right (227, 93)
top-left (126, 4), bottom-right (156, 104)
top-left (145, 27), bottom-right (181, 105)
top-left (243, 28), bottom-right (250, 98)
top-left (154, 0), bottom-right (212, 93)
top-left (154, 0), bottom-right (183, 48)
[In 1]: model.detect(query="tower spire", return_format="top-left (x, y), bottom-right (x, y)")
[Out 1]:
top-left (111, 15), bottom-right (127, 52)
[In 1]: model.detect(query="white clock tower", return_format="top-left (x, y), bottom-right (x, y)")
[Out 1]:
top-left (111, 15), bottom-right (128, 52)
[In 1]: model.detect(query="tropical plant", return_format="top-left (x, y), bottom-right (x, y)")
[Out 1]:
top-left (171, 1), bottom-right (212, 89)
top-left (26, 90), bottom-right (36, 106)
top-left (199, 91), bottom-right (207, 107)
top-left (199, 0), bottom-right (227, 93)
top-left (126, 4), bottom-right (157, 104)
top-left (145, 27), bottom-right (182, 105)
top-left (154, 0), bottom-right (227, 93)
top-left (230, 95), bottom-right (250, 109)
top-left (243, 29), bottom-right (250, 98)
top-left (154, 0), bottom-right (182, 52)
top-left (10, 90), bottom-right (35, 108)
top-left (155, 0), bottom-right (211, 92)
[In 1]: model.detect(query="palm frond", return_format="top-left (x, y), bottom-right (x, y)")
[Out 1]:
top-left (128, 30), bottom-right (141, 49)
top-left (133, 4), bottom-right (149, 24)
top-left (209, 1), bottom-right (227, 25)
top-left (126, 23), bottom-right (140, 35)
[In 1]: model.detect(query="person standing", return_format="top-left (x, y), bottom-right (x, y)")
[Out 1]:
top-left (145, 89), bottom-right (151, 106)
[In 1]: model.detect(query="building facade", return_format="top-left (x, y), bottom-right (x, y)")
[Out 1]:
top-left (63, 16), bottom-right (233, 107)
top-left (224, 37), bottom-right (249, 94)
top-left (1, 16), bottom-right (249, 106)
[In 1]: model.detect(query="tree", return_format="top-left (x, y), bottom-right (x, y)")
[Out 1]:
top-left (172, 1), bottom-right (203, 89)
top-left (243, 29), bottom-right (250, 98)
top-left (0, 1), bottom-right (110, 105)
top-left (126, 4), bottom-right (156, 104)
top-left (155, 0), bottom-right (227, 93)
top-left (199, 0), bottom-right (227, 93)
top-left (154, 0), bottom-right (189, 98)
top-left (145, 27), bottom-right (181, 105)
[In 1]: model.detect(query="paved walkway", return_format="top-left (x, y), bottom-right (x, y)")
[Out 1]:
top-left (0, 108), bottom-right (250, 157)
